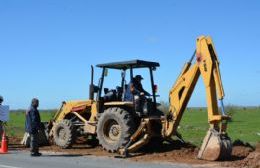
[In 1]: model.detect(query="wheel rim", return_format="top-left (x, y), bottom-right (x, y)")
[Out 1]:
top-left (57, 127), bottom-right (66, 141)
top-left (103, 119), bottom-right (121, 144)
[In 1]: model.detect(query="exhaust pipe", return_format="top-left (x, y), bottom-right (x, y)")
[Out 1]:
top-left (89, 65), bottom-right (95, 100)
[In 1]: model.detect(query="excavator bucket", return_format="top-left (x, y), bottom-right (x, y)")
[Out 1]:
top-left (197, 129), bottom-right (232, 161)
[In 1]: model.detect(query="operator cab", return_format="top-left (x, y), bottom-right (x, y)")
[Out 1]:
top-left (89, 60), bottom-right (161, 116)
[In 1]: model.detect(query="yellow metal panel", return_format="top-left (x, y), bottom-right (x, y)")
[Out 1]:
top-left (196, 36), bottom-right (213, 87)
top-left (54, 100), bottom-right (93, 122)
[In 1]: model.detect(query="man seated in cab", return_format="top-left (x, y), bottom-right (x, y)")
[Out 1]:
top-left (125, 75), bottom-right (151, 115)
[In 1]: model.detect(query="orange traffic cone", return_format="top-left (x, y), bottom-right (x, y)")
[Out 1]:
top-left (0, 131), bottom-right (8, 154)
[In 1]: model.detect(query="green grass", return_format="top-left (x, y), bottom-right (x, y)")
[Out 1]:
top-left (178, 107), bottom-right (260, 146)
top-left (6, 107), bottom-right (260, 147)
top-left (6, 110), bottom-right (56, 137)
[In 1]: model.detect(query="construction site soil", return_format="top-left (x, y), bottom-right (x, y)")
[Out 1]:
top-left (8, 137), bottom-right (260, 168)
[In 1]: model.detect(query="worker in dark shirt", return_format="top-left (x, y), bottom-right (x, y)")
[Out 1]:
top-left (25, 98), bottom-right (42, 156)
top-left (125, 75), bottom-right (150, 115)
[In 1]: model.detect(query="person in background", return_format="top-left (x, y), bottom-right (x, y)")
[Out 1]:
top-left (25, 98), bottom-right (42, 156)
top-left (0, 95), bottom-right (3, 138)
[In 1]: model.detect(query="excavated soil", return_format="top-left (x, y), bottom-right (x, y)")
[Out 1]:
top-left (221, 141), bottom-right (260, 168)
top-left (7, 137), bottom-right (260, 168)
top-left (130, 140), bottom-right (206, 164)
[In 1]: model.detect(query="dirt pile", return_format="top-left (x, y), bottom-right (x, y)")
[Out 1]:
top-left (238, 142), bottom-right (260, 168)
top-left (232, 140), bottom-right (254, 158)
top-left (242, 152), bottom-right (260, 168)
top-left (222, 141), bottom-right (260, 168)
top-left (129, 140), bottom-right (206, 164)
top-left (8, 136), bottom-right (260, 167)
top-left (39, 139), bottom-right (204, 164)
top-left (229, 150), bottom-right (260, 168)
top-left (256, 143), bottom-right (260, 152)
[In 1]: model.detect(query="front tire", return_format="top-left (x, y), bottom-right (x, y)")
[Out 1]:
top-left (97, 107), bottom-right (135, 152)
top-left (53, 119), bottom-right (75, 149)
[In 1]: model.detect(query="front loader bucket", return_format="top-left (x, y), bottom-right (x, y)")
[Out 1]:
top-left (197, 129), bottom-right (232, 161)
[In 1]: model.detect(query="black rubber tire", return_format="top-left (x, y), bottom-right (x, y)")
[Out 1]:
top-left (97, 107), bottom-right (135, 152)
top-left (53, 119), bottom-right (75, 149)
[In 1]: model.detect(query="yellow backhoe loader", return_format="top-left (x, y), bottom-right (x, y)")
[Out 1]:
top-left (37, 35), bottom-right (232, 161)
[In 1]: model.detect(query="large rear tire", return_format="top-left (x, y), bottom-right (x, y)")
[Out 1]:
top-left (97, 107), bottom-right (135, 152)
top-left (53, 119), bottom-right (75, 149)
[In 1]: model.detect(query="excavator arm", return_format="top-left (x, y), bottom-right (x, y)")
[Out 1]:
top-left (119, 36), bottom-right (232, 160)
top-left (162, 36), bottom-right (232, 161)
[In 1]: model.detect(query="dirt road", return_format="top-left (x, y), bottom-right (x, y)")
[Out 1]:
top-left (0, 150), bottom-right (204, 168)
top-left (7, 139), bottom-right (260, 168)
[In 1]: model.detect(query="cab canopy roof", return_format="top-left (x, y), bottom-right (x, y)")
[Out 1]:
top-left (96, 60), bottom-right (160, 70)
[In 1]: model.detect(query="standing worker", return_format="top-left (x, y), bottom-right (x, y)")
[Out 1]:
top-left (25, 98), bottom-right (42, 156)
top-left (0, 95), bottom-right (4, 138)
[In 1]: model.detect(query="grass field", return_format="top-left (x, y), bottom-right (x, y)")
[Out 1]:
top-left (178, 107), bottom-right (260, 146)
top-left (6, 107), bottom-right (260, 147)
top-left (7, 110), bottom-right (55, 138)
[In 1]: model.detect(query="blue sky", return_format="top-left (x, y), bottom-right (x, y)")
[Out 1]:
top-left (0, 0), bottom-right (259, 109)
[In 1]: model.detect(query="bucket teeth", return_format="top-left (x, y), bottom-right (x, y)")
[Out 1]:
top-left (197, 129), bottom-right (232, 161)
